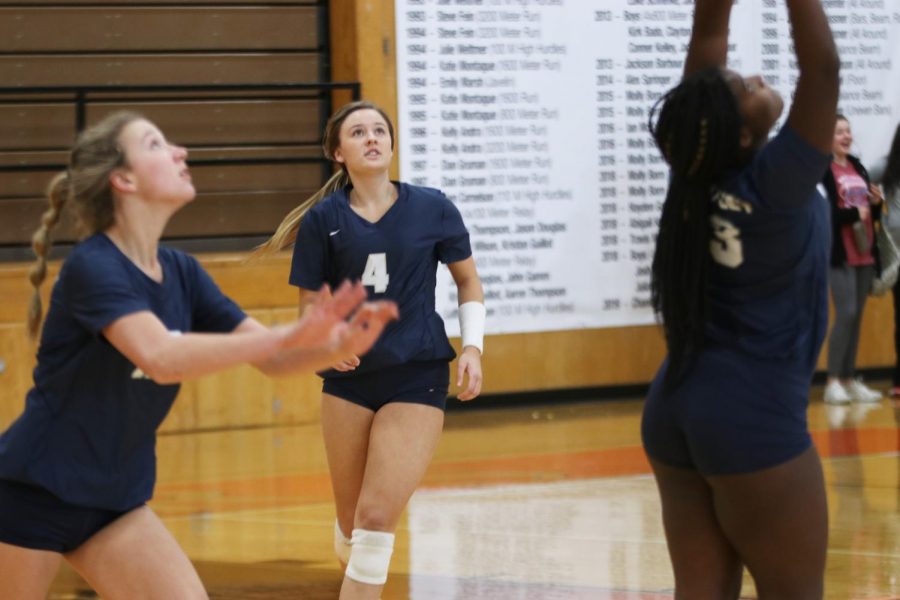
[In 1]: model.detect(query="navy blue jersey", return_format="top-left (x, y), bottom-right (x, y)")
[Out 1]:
top-left (705, 125), bottom-right (831, 372)
top-left (289, 182), bottom-right (471, 377)
top-left (643, 126), bottom-right (832, 475)
top-left (0, 234), bottom-right (245, 510)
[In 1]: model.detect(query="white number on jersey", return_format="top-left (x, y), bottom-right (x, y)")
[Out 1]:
top-left (362, 253), bottom-right (389, 293)
top-left (709, 214), bottom-right (744, 268)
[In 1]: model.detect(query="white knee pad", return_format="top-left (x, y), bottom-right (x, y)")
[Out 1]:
top-left (334, 520), bottom-right (352, 564)
top-left (345, 528), bottom-right (395, 585)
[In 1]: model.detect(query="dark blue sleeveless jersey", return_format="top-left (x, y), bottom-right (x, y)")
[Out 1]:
top-left (704, 124), bottom-right (831, 371)
top-left (0, 234), bottom-right (245, 510)
top-left (289, 182), bottom-right (472, 377)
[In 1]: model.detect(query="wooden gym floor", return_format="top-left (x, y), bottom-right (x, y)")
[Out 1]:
top-left (47, 384), bottom-right (899, 599)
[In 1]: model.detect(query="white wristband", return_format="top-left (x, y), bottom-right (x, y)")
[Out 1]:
top-left (458, 301), bottom-right (486, 354)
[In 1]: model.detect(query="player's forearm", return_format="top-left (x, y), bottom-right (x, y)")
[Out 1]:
top-left (254, 344), bottom-right (341, 376)
top-left (142, 330), bottom-right (282, 384)
top-left (683, 0), bottom-right (734, 76)
top-left (456, 277), bottom-right (484, 305)
top-left (786, 0), bottom-right (839, 77)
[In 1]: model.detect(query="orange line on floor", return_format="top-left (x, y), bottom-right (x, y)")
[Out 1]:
top-left (152, 426), bottom-right (897, 516)
top-left (423, 445), bottom-right (652, 485)
top-left (814, 426), bottom-right (900, 458)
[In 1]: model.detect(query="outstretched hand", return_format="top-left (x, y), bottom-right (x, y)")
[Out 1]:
top-left (278, 281), bottom-right (367, 350)
top-left (321, 281), bottom-right (362, 371)
top-left (332, 301), bottom-right (400, 360)
top-left (278, 280), bottom-right (398, 363)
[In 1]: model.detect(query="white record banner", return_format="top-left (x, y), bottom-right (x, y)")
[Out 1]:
top-left (395, 0), bottom-right (900, 336)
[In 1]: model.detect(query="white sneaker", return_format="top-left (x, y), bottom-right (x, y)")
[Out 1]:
top-left (823, 380), bottom-right (851, 404)
top-left (845, 378), bottom-right (882, 403)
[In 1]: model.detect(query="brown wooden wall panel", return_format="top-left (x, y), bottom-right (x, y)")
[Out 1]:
top-left (1, 0), bottom-right (314, 4)
top-left (0, 0), bottom-right (331, 256)
top-left (0, 149), bottom-right (66, 168)
top-left (0, 198), bottom-right (69, 245)
top-left (0, 261), bottom-right (59, 326)
top-left (197, 254), bottom-right (297, 311)
top-left (0, 145), bottom-right (321, 193)
top-left (0, 105), bottom-right (75, 150)
top-left (0, 144), bottom-right (324, 244)
top-left (0, 1), bottom-right (358, 431)
top-left (0, 7), bottom-right (320, 52)
top-left (188, 146), bottom-right (322, 161)
top-left (87, 100), bottom-right (323, 145)
top-left (0, 169), bottom-right (58, 200)
top-left (0, 189), bottom-right (316, 245)
top-left (0, 145), bottom-right (323, 169)
top-left (0, 100), bottom-right (323, 150)
top-left (164, 190), bottom-right (316, 238)
top-left (0, 324), bottom-right (34, 431)
top-left (0, 54), bottom-right (320, 87)
top-left (188, 162), bottom-right (322, 193)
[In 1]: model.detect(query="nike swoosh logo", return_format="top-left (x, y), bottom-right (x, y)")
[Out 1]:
top-left (329, 229), bottom-right (341, 236)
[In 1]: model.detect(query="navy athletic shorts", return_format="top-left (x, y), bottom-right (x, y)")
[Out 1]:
top-left (0, 478), bottom-right (135, 553)
top-left (641, 348), bottom-right (813, 475)
top-left (322, 360), bottom-right (450, 412)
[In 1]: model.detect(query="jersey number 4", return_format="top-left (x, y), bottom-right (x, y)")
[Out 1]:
top-left (709, 215), bottom-right (744, 268)
top-left (362, 253), bottom-right (390, 293)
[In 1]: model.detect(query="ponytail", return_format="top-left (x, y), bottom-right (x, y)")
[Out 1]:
top-left (28, 171), bottom-right (70, 338)
top-left (250, 169), bottom-right (349, 259)
top-left (24, 110), bottom-right (140, 339)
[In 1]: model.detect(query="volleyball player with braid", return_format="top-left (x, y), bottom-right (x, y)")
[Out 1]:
top-left (641, 0), bottom-right (839, 597)
top-left (0, 111), bottom-right (397, 599)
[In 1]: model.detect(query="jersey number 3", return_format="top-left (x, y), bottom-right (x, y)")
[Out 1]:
top-left (362, 253), bottom-right (390, 293)
top-left (710, 215), bottom-right (744, 268)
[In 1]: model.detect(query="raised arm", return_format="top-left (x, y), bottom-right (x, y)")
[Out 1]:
top-left (683, 0), bottom-right (735, 77)
top-left (785, 0), bottom-right (840, 153)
